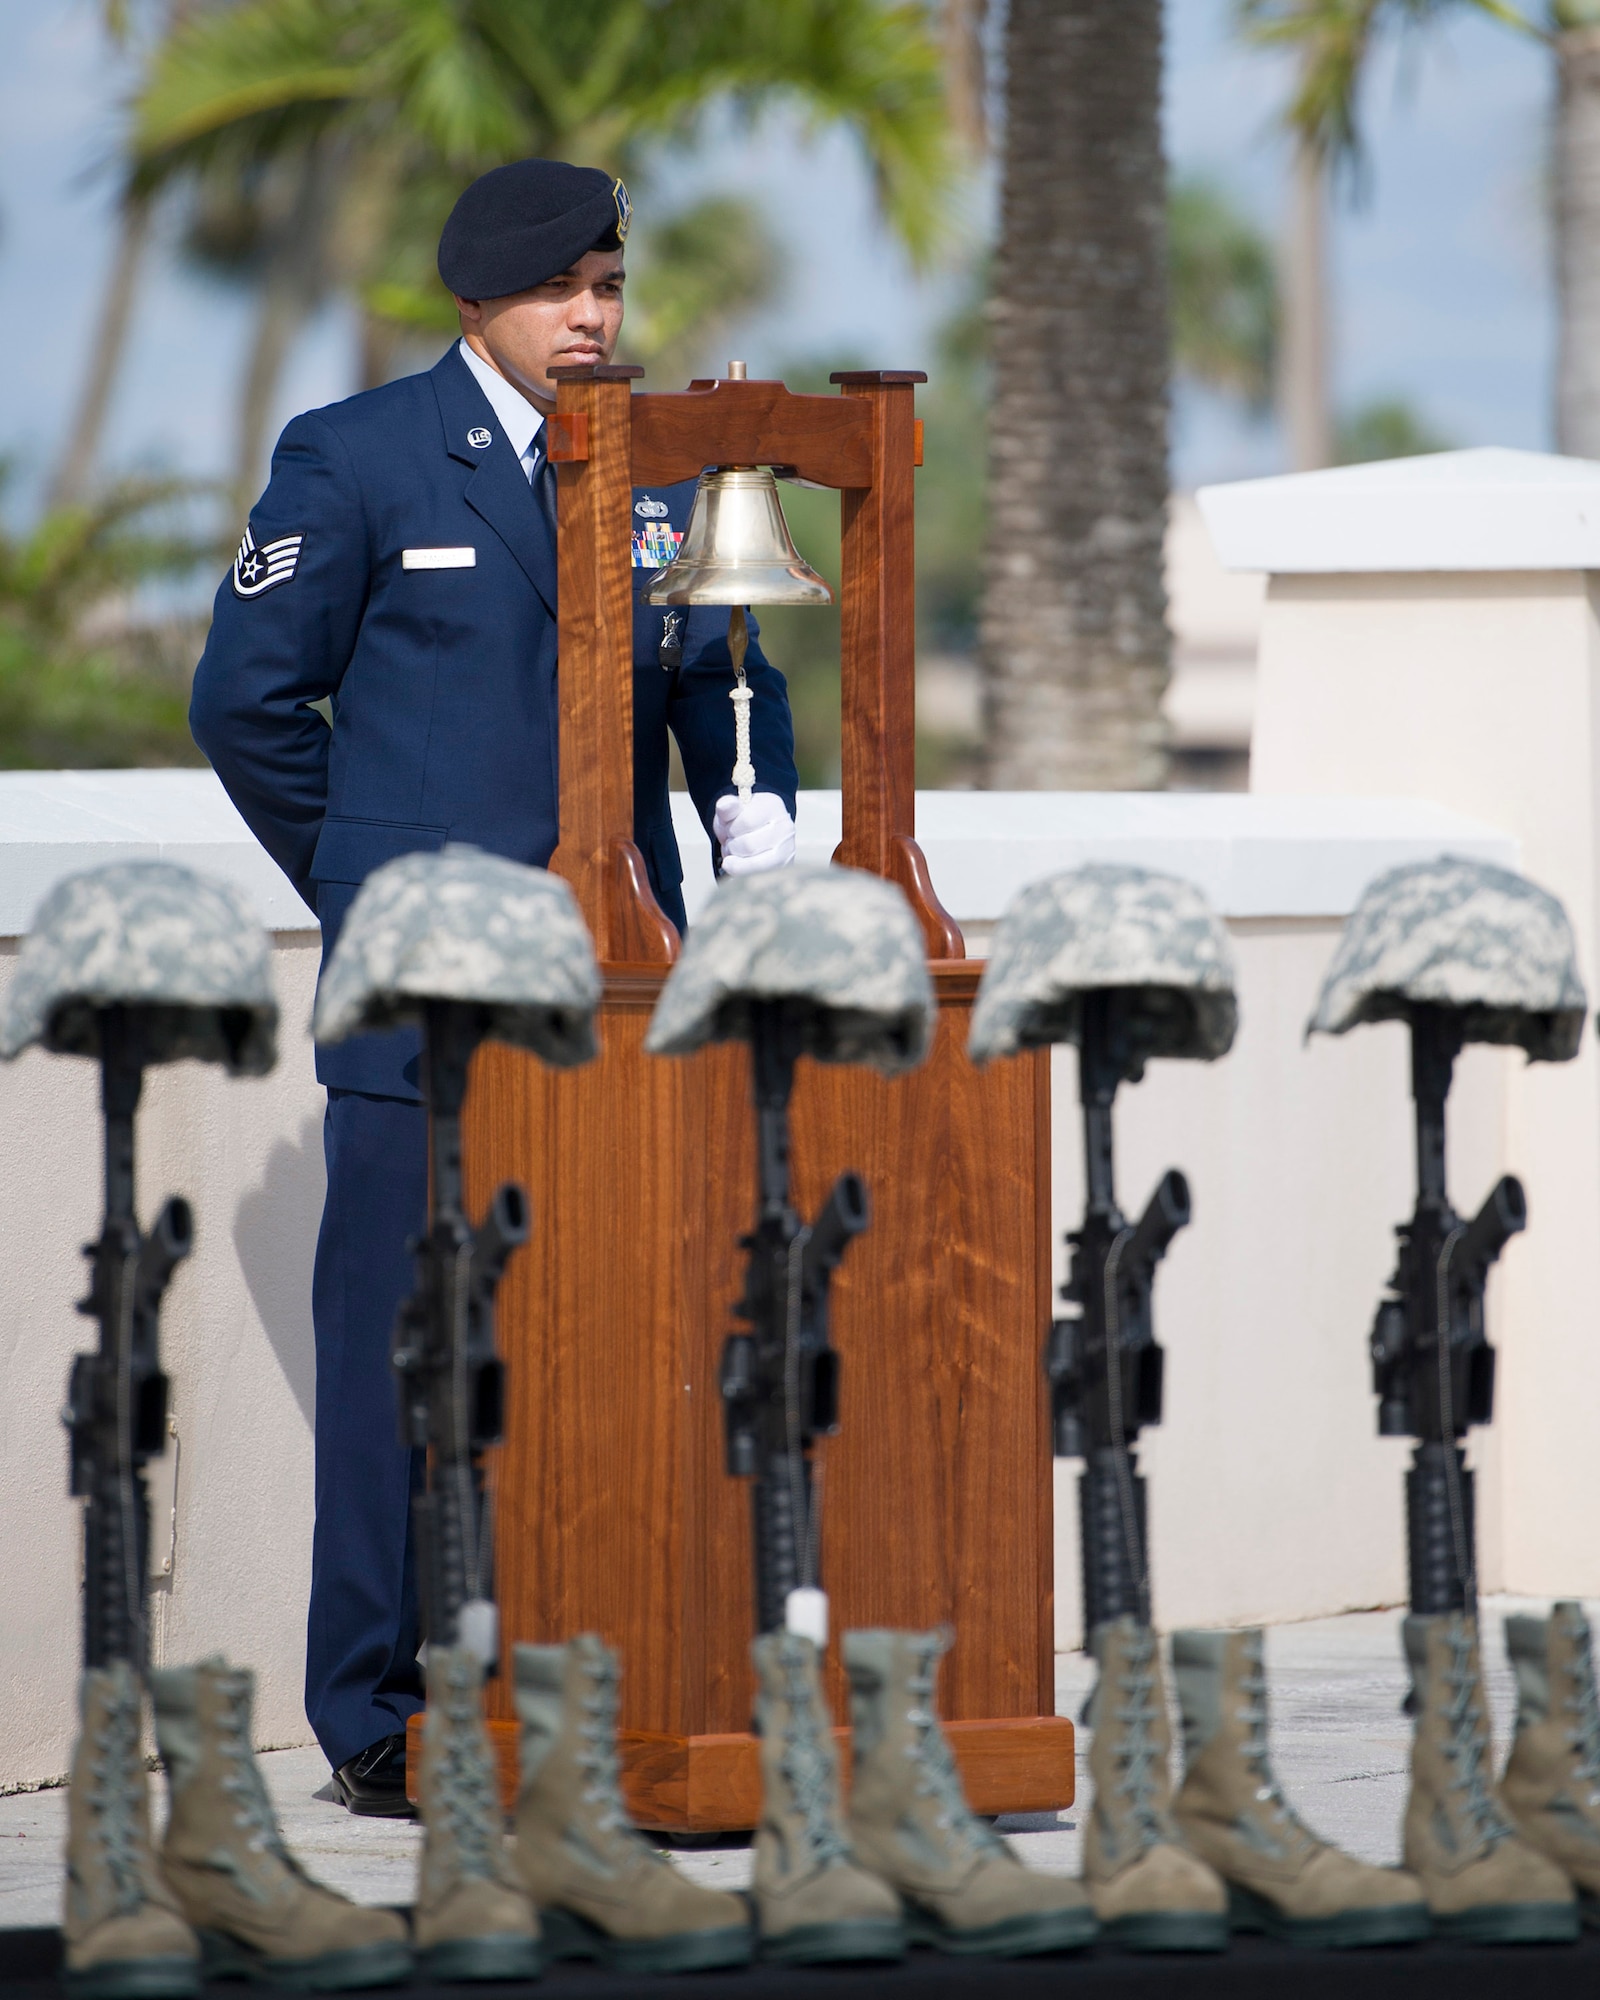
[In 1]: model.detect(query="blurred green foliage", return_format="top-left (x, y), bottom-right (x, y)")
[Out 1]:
top-left (750, 319), bottom-right (986, 791)
top-left (1169, 176), bottom-right (1278, 408)
top-left (134, 0), bottom-right (956, 350)
top-left (1336, 397), bottom-right (1452, 462)
top-left (618, 195), bottom-right (785, 387)
top-left (0, 470), bottom-right (214, 767)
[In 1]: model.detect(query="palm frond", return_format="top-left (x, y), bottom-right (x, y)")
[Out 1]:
top-left (1169, 176), bottom-right (1278, 407)
top-left (1235, 0), bottom-right (1544, 165)
top-left (135, 0), bottom-right (954, 262)
top-left (619, 194), bottom-right (784, 383)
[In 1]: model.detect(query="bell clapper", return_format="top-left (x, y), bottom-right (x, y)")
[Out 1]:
top-left (729, 605), bottom-right (755, 801)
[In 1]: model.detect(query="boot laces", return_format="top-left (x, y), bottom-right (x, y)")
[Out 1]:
top-left (213, 1673), bottom-right (296, 1871)
top-left (576, 1652), bottom-right (658, 1863)
top-left (86, 1676), bottom-right (150, 1914)
top-left (904, 1646), bottom-right (1002, 1859)
top-left (1237, 1658), bottom-right (1315, 1849)
top-left (436, 1656), bottom-right (502, 1879)
top-left (1440, 1627), bottom-right (1514, 1850)
top-left (1105, 1627), bottom-right (1171, 1856)
top-left (776, 1643), bottom-right (849, 1868)
top-left (1561, 1617), bottom-right (1600, 1806)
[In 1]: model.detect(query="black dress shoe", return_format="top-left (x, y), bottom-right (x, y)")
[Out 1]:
top-left (331, 1731), bottom-right (415, 1818)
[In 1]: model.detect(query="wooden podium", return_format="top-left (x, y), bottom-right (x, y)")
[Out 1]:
top-left (416, 366), bottom-right (1072, 1830)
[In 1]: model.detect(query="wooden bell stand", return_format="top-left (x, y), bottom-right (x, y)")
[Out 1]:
top-left (410, 366), bottom-right (1074, 1830)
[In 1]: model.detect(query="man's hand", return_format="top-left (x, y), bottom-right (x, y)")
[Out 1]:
top-left (714, 793), bottom-right (796, 875)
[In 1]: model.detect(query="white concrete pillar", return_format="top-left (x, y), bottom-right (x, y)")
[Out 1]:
top-left (1200, 449), bottom-right (1600, 1597)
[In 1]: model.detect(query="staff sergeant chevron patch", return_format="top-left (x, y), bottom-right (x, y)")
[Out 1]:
top-left (232, 525), bottom-right (304, 599)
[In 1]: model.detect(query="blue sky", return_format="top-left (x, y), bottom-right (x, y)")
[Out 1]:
top-left (0, 0), bottom-right (1554, 512)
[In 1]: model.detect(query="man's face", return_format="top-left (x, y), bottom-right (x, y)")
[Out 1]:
top-left (455, 247), bottom-right (625, 409)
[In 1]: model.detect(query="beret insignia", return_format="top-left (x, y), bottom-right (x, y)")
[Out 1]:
top-left (613, 178), bottom-right (632, 242)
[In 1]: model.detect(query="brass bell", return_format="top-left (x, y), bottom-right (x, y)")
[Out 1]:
top-left (643, 363), bottom-right (832, 609)
top-left (644, 363), bottom-right (832, 803)
top-left (643, 466), bottom-right (832, 607)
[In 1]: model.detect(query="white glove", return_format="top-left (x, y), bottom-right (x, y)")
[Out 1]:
top-left (714, 792), bottom-right (796, 875)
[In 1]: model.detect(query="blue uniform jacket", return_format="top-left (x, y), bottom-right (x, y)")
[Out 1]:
top-left (191, 344), bottom-right (797, 1101)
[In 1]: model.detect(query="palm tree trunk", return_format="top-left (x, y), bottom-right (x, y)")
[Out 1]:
top-left (232, 154), bottom-right (333, 516)
top-left (1281, 138), bottom-right (1332, 471)
top-left (980, 0), bottom-right (1170, 791)
top-left (944, 0), bottom-right (988, 149)
top-left (1555, 28), bottom-right (1600, 457)
top-left (47, 190), bottom-right (155, 509)
top-left (359, 311), bottom-right (406, 392)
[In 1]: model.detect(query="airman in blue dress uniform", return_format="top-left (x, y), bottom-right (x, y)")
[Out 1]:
top-left (191, 158), bottom-right (799, 1813)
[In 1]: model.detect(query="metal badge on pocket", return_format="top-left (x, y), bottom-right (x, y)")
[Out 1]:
top-left (402, 547), bottom-right (477, 570)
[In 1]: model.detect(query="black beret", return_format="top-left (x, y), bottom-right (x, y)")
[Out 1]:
top-left (438, 159), bottom-right (631, 300)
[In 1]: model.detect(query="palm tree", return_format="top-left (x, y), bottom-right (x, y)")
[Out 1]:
top-left (1238, 2), bottom-right (1600, 457)
top-left (0, 466), bottom-right (217, 765)
top-left (48, 197), bottom-right (158, 510)
top-left (48, 0), bottom-right (200, 509)
top-left (1281, 132), bottom-right (1333, 468)
top-left (131, 0), bottom-right (953, 508)
top-left (1169, 176), bottom-right (1279, 408)
top-left (981, 0), bottom-right (1171, 790)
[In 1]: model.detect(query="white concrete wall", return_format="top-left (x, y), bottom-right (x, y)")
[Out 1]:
top-left (1248, 573), bottom-right (1600, 1605)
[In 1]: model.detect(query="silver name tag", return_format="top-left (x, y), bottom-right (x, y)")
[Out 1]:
top-left (402, 546), bottom-right (476, 570)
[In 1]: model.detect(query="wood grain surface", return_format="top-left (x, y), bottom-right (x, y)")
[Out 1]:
top-left (460, 976), bottom-right (1058, 1824)
top-left (548, 372), bottom-right (676, 965)
top-left (629, 378), bottom-right (875, 490)
top-left (830, 380), bottom-right (963, 957)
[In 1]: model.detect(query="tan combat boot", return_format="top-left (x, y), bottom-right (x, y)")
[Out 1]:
top-left (1402, 1612), bottom-right (1577, 1943)
top-left (510, 1636), bottom-right (751, 1972)
top-left (62, 1663), bottom-right (200, 1999)
top-left (150, 1658), bottom-right (410, 1991)
top-left (1499, 1601), bottom-right (1600, 1923)
top-left (413, 1645), bottom-right (541, 1981)
top-left (842, 1628), bottom-right (1096, 1956)
top-left (1082, 1618), bottom-right (1227, 1951)
top-left (1171, 1627), bottom-right (1428, 1947)
top-left (750, 1630), bottom-right (904, 1964)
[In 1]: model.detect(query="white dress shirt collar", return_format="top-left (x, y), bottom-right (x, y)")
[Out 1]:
top-left (457, 338), bottom-right (546, 462)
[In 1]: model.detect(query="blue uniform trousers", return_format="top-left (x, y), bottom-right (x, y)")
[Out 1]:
top-left (307, 1088), bottom-right (428, 1771)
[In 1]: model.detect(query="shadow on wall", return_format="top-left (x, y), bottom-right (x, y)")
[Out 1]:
top-left (232, 1112), bottom-right (325, 1429)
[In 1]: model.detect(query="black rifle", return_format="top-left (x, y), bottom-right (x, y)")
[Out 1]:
top-left (66, 1004), bottom-right (192, 1673)
top-left (391, 1000), bottom-right (528, 1661)
top-left (1368, 1005), bottom-right (1524, 1615)
top-left (719, 998), bottom-right (870, 1634)
top-left (1045, 988), bottom-right (1191, 1633)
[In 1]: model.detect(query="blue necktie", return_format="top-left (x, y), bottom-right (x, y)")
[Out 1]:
top-left (528, 441), bottom-right (558, 539)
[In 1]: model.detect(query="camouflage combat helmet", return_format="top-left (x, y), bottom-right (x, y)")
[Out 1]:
top-left (968, 863), bottom-right (1237, 1066)
top-left (1307, 855), bottom-right (1586, 1062)
top-left (644, 866), bottom-right (934, 1074)
top-left (0, 859), bottom-right (277, 1074)
top-left (313, 845), bottom-right (600, 1067)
